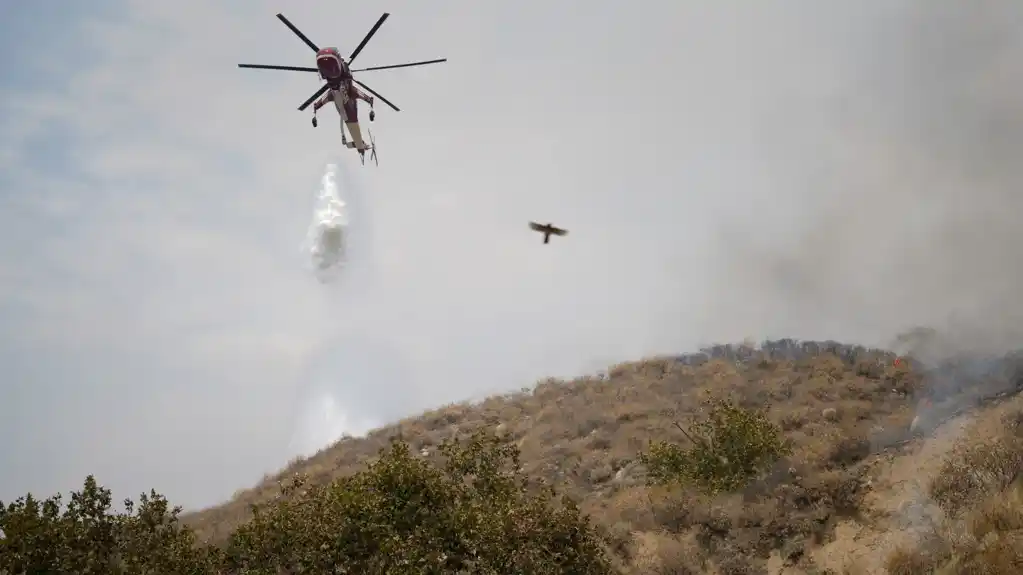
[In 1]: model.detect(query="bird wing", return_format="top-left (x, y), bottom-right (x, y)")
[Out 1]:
top-left (528, 222), bottom-right (545, 232)
top-left (550, 226), bottom-right (568, 236)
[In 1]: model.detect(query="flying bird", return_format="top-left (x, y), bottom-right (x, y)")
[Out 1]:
top-left (529, 222), bottom-right (568, 244)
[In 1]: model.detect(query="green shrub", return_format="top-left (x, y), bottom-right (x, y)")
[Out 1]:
top-left (0, 432), bottom-right (612, 574)
top-left (0, 475), bottom-right (220, 574)
top-left (640, 400), bottom-right (791, 495)
top-left (226, 430), bottom-right (613, 574)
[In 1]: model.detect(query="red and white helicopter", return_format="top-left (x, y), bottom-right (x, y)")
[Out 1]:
top-left (238, 13), bottom-right (446, 166)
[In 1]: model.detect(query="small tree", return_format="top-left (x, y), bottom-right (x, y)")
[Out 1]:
top-left (226, 430), bottom-right (613, 575)
top-left (1, 434), bottom-right (613, 574)
top-left (641, 400), bottom-right (791, 495)
top-left (0, 475), bottom-right (220, 574)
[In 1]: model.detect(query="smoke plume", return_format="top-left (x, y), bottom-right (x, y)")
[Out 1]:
top-left (702, 1), bottom-right (1023, 356)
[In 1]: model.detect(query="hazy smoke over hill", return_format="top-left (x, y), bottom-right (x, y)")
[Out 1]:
top-left (700, 2), bottom-right (1023, 355)
top-left (282, 2), bottom-right (1023, 459)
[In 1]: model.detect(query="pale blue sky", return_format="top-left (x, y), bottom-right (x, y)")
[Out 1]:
top-left (4, 0), bottom-right (1023, 511)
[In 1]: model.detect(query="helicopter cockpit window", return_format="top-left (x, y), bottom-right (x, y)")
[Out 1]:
top-left (318, 57), bottom-right (342, 77)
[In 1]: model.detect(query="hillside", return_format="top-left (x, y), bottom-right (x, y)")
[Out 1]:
top-left (176, 339), bottom-right (1023, 573)
top-left (3, 339), bottom-right (1021, 573)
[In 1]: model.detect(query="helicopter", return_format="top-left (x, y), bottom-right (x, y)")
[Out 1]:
top-left (238, 12), bottom-right (446, 165)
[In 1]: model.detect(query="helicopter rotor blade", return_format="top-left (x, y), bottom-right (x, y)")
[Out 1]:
top-left (348, 13), bottom-right (389, 63)
top-left (276, 13), bottom-right (320, 52)
top-left (298, 84), bottom-right (329, 111)
top-left (350, 58), bottom-right (447, 73)
top-left (354, 80), bottom-right (400, 112)
top-left (238, 64), bottom-right (319, 72)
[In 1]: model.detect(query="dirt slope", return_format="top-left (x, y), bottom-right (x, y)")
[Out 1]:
top-left (807, 394), bottom-right (1021, 575)
top-left (183, 340), bottom-right (1023, 573)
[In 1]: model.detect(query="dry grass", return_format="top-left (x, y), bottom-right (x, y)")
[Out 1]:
top-left (181, 340), bottom-right (1023, 573)
top-left (885, 407), bottom-right (1023, 574)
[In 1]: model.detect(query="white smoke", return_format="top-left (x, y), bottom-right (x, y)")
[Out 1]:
top-left (287, 387), bottom-right (379, 458)
top-left (289, 160), bottom-right (384, 457)
top-left (285, 331), bottom-right (417, 458)
top-left (304, 163), bottom-right (349, 284)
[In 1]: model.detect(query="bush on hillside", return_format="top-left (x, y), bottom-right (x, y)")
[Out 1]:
top-left (1, 432), bottom-right (612, 575)
top-left (0, 475), bottom-right (221, 574)
top-left (226, 430), bottom-right (613, 574)
top-left (640, 399), bottom-right (791, 495)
